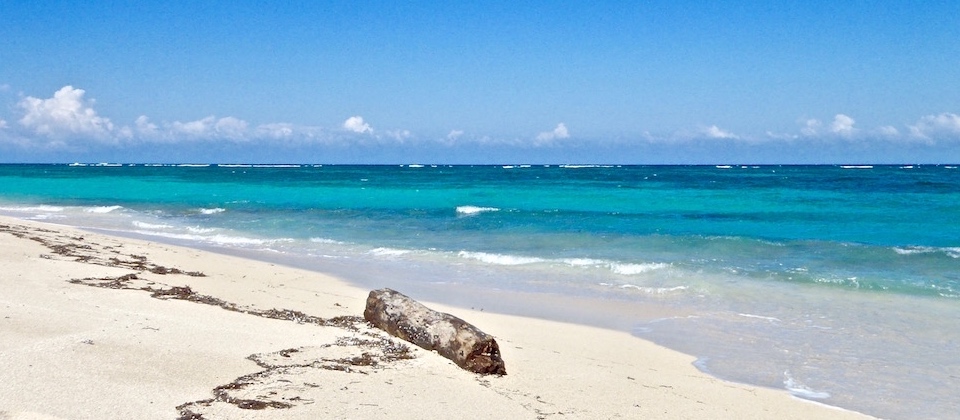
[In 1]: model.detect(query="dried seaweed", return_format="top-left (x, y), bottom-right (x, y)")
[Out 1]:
top-left (2, 221), bottom-right (418, 417)
top-left (70, 274), bottom-right (365, 330)
top-left (0, 223), bottom-right (205, 276)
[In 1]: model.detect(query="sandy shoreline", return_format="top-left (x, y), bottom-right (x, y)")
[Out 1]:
top-left (0, 215), bottom-right (872, 419)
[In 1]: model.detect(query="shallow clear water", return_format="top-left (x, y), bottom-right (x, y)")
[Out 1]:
top-left (1, 163), bottom-right (958, 419)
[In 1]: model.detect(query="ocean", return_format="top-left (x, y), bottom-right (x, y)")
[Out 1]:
top-left (1, 163), bottom-right (957, 419)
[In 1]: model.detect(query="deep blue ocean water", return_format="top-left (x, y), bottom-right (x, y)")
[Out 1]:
top-left (1, 163), bottom-right (958, 419)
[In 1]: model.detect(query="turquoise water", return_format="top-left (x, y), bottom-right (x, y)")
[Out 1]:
top-left (1, 163), bottom-right (958, 419)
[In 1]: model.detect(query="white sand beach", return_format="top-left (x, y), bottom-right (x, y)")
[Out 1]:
top-left (0, 215), bottom-right (872, 419)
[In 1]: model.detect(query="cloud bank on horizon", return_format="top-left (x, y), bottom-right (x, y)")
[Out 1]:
top-left (1, 85), bottom-right (959, 163)
top-left (2, 2), bottom-right (959, 163)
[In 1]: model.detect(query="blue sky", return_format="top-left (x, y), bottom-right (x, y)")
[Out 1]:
top-left (1, 1), bottom-right (959, 164)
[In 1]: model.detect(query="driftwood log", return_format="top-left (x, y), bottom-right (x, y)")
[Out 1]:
top-left (363, 288), bottom-right (506, 375)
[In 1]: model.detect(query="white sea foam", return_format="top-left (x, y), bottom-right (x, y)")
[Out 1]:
top-left (561, 258), bottom-right (608, 267)
top-left (407, 164), bottom-right (424, 168)
top-left (198, 208), bottom-right (226, 215)
top-left (0, 205), bottom-right (65, 212)
top-left (619, 284), bottom-right (689, 294)
top-left (457, 251), bottom-right (544, 265)
top-left (738, 313), bottom-right (782, 323)
top-left (894, 247), bottom-right (926, 255)
top-left (211, 235), bottom-right (294, 246)
top-left (456, 205), bottom-right (500, 215)
top-left (131, 221), bottom-right (173, 229)
top-left (186, 226), bottom-right (218, 234)
top-left (783, 371), bottom-right (830, 399)
top-left (310, 237), bottom-right (344, 244)
top-left (84, 205), bottom-right (123, 213)
top-left (369, 247), bottom-right (411, 256)
top-left (716, 165), bottom-right (733, 169)
top-left (609, 262), bottom-right (670, 275)
top-left (177, 164), bottom-right (210, 167)
top-left (650, 315), bottom-right (701, 324)
top-left (25, 214), bottom-right (63, 220)
top-left (815, 276), bottom-right (861, 288)
top-left (562, 258), bottom-right (671, 276)
top-left (840, 165), bottom-right (873, 169)
top-left (894, 246), bottom-right (960, 259)
top-left (132, 230), bottom-right (291, 246)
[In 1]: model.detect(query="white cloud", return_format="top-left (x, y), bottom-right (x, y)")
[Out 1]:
top-left (172, 116), bottom-right (216, 137)
top-left (797, 115), bottom-right (858, 138)
top-left (214, 116), bottom-right (248, 139)
top-left (17, 85), bottom-right (116, 140)
top-left (800, 118), bottom-right (821, 136)
top-left (386, 129), bottom-right (412, 141)
top-left (135, 115), bottom-right (159, 136)
top-left (702, 125), bottom-right (738, 139)
top-left (168, 115), bottom-right (249, 140)
top-left (830, 114), bottom-right (857, 136)
top-left (257, 123), bottom-right (295, 138)
top-left (117, 126), bottom-right (133, 139)
top-left (908, 113), bottom-right (960, 140)
top-left (256, 123), bottom-right (329, 144)
top-left (877, 126), bottom-right (899, 137)
top-left (343, 116), bottom-right (373, 134)
top-left (765, 131), bottom-right (798, 140)
top-left (0, 119), bottom-right (7, 129)
top-left (536, 123), bottom-right (570, 143)
top-left (9, 85), bottom-right (960, 161)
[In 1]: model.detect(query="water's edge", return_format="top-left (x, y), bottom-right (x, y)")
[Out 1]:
top-left (71, 223), bottom-right (882, 419)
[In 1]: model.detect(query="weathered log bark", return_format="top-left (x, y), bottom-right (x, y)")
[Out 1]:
top-left (363, 288), bottom-right (506, 375)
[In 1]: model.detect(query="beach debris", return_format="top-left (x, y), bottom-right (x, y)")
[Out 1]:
top-left (70, 274), bottom-right (364, 331)
top-left (0, 223), bottom-right (204, 276)
top-left (177, 336), bottom-right (416, 417)
top-left (363, 288), bottom-right (506, 375)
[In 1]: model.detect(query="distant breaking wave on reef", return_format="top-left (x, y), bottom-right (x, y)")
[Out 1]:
top-left (456, 205), bottom-right (500, 215)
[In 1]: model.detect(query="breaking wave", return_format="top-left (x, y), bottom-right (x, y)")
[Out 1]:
top-left (85, 205), bottom-right (123, 213)
top-left (456, 206), bottom-right (500, 216)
